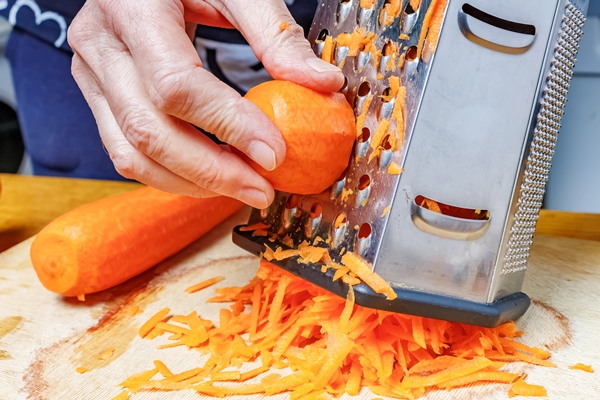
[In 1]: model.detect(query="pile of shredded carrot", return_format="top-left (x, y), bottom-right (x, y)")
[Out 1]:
top-left (117, 260), bottom-right (557, 399)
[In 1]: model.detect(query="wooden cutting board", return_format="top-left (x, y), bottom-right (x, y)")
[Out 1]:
top-left (1, 209), bottom-right (599, 399)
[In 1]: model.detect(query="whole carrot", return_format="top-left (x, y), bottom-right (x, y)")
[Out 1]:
top-left (30, 187), bottom-right (244, 297)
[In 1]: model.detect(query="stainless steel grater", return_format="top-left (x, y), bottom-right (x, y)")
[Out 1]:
top-left (233, 0), bottom-right (588, 327)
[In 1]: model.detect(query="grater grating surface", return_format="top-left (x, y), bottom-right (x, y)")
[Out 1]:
top-left (233, 0), bottom-right (588, 327)
top-left (502, 1), bottom-right (586, 275)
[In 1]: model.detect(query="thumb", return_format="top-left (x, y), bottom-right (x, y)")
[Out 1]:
top-left (219, 0), bottom-right (345, 92)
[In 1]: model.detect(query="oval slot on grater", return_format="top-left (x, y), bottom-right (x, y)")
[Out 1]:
top-left (233, 0), bottom-right (589, 327)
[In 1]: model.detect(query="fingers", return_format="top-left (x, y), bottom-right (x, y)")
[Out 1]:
top-left (101, 0), bottom-right (286, 173)
top-left (208, 0), bottom-right (345, 92)
top-left (69, 16), bottom-right (275, 208)
top-left (71, 54), bottom-right (219, 198)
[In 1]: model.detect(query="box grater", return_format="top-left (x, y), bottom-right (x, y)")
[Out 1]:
top-left (233, 0), bottom-right (588, 327)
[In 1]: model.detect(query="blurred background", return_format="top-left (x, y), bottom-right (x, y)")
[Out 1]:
top-left (0, 4), bottom-right (599, 211)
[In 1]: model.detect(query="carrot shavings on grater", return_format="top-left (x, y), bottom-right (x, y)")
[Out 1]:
top-left (118, 260), bottom-right (556, 399)
top-left (320, 35), bottom-right (335, 64)
top-left (418, 0), bottom-right (448, 58)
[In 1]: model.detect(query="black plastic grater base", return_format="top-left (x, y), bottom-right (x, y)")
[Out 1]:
top-left (232, 226), bottom-right (531, 328)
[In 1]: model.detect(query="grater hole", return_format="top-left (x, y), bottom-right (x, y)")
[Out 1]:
top-left (339, 76), bottom-right (349, 92)
top-left (381, 87), bottom-right (393, 102)
top-left (358, 174), bottom-right (371, 190)
top-left (283, 194), bottom-right (300, 230)
top-left (310, 203), bottom-right (323, 219)
top-left (405, 45), bottom-right (418, 61)
top-left (382, 41), bottom-right (395, 57)
top-left (333, 213), bottom-right (347, 229)
top-left (356, 174), bottom-right (371, 207)
top-left (358, 223), bottom-right (371, 239)
top-left (330, 170), bottom-right (347, 200)
top-left (356, 223), bottom-right (372, 256)
top-left (401, 2), bottom-right (419, 34)
top-left (358, 80), bottom-right (371, 96)
top-left (305, 202), bottom-right (323, 238)
top-left (331, 213), bottom-right (348, 248)
top-left (336, 0), bottom-right (353, 24)
top-left (378, 135), bottom-right (393, 168)
top-left (359, 127), bottom-right (370, 143)
top-left (317, 29), bottom-right (330, 42)
top-left (355, 81), bottom-right (372, 115)
top-left (356, 127), bottom-right (371, 158)
top-left (286, 194), bottom-right (299, 209)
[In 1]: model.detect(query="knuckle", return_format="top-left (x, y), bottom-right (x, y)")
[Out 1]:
top-left (149, 68), bottom-right (192, 115)
top-left (110, 148), bottom-right (139, 180)
top-left (191, 155), bottom-right (224, 191)
top-left (120, 109), bottom-right (162, 158)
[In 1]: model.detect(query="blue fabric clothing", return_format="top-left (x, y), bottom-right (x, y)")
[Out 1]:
top-left (1, 0), bottom-right (317, 179)
top-left (6, 28), bottom-right (124, 179)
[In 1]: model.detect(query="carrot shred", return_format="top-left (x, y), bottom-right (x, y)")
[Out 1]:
top-left (279, 21), bottom-right (291, 31)
top-left (508, 378), bottom-right (548, 397)
top-left (185, 276), bottom-right (225, 294)
top-left (153, 360), bottom-right (173, 378)
top-left (341, 253), bottom-right (397, 300)
top-left (239, 222), bottom-right (270, 232)
top-left (77, 294), bottom-right (85, 302)
top-left (76, 367), bottom-right (88, 374)
top-left (570, 363), bottom-right (594, 372)
top-left (321, 36), bottom-right (335, 64)
top-left (123, 257), bottom-right (560, 399)
top-left (388, 162), bottom-right (403, 175)
top-left (139, 308), bottom-right (170, 338)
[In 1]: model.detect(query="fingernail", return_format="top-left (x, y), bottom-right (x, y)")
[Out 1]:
top-left (248, 141), bottom-right (277, 171)
top-left (240, 188), bottom-right (270, 209)
top-left (306, 57), bottom-right (342, 73)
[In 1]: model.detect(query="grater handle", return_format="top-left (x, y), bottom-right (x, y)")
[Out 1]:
top-left (458, 3), bottom-right (537, 50)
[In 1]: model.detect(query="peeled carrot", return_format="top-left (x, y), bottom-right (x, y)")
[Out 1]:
top-left (30, 186), bottom-right (243, 297)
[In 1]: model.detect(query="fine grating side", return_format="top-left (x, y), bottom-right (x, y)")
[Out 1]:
top-left (502, 1), bottom-right (585, 275)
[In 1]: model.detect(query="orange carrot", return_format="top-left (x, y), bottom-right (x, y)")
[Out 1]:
top-left (30, 186), bottom-right (243, 296)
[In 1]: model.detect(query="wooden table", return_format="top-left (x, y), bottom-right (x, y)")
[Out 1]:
top-left (1, 173), bottom-right (599, 253)
top-left (1, 173), bottom-right (600, 399)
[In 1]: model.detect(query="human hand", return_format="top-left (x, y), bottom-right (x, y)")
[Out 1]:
top-left (68, 0), bottom-right (344, 209)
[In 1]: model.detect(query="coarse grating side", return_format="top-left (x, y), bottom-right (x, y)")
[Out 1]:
top-left (502, 1), bottom-right (585, 275)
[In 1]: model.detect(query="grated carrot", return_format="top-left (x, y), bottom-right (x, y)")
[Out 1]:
top-left (341, 253), bottom-right (397, 300)
top-left (321, 35), bottom-right (335, 64)
top-left (139, 308), bottom-right (170, 338)
top-left (388, 162), bottom-right (403, 175)
top-left (76, 367), bottom-right (88, 374)
top-left (185, 276), bottom-right (225, 294)
top-left (77, 294), bottom-right (85, 302)
top-left (121, 260), bottom-right (558, 399)
top-left (570, 363), bottom-right (594, 372)
top-left (239, 222), bottom-right (270, 232)
top-left (508, 378), bottom-right (548, 397)
top-left (153, 360), bottom-right (173, 378)
top-left (279, 20), bottom-right (291, 31)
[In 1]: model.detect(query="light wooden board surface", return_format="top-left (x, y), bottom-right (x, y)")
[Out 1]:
top-left (0, 209), bottom-right (599, 400)
top-left (0, 173), bottom-right (142, 252)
